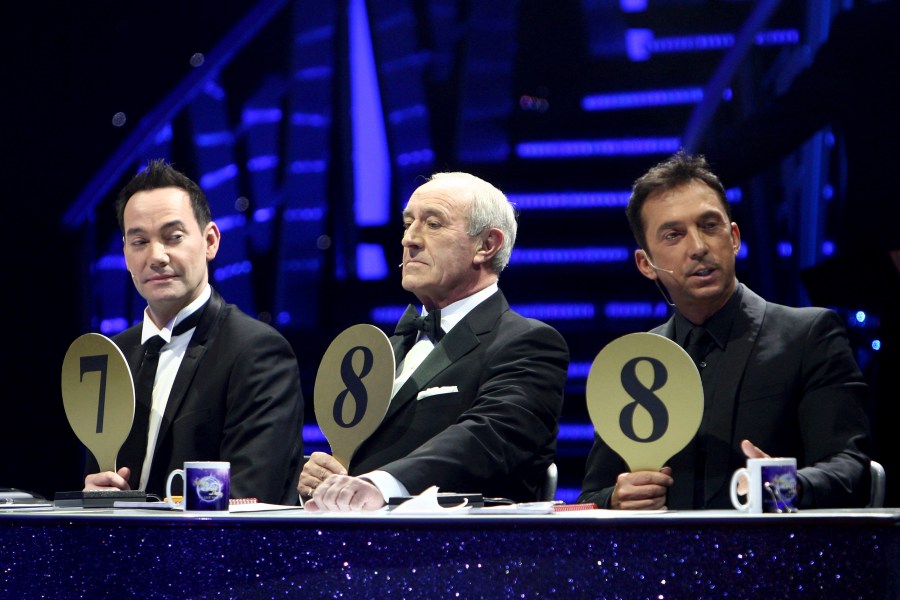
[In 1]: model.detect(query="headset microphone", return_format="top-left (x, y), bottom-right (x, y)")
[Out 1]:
top-left (398, 263), bottom-right (404, 268)
top-left (647, 260), bottom-right (674, 275)
top-left (641, 252), bottom-right (676, 306)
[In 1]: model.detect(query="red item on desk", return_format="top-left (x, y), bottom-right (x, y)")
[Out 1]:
top-left (553, 503), bottom-right (597, 512)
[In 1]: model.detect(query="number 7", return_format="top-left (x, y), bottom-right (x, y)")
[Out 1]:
top-left (80, 354), bottom-right (109, 433)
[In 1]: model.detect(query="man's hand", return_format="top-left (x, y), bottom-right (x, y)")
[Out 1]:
top-left (609, 467), bottom-right (673, 510)
top-left (304, 475), bottom-right (386, 512)
top-left (84, 467), bottom-right (132, 491)
top-left (737, 439), bottom-right (787, 497)
top-left (297, 452), bottom-right (348, 499)
top-left (740, 439), bottom-right (771, 460)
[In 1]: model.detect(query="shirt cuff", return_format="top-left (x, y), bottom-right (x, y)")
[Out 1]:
top-left (359, 470), bottom-right (409, 502)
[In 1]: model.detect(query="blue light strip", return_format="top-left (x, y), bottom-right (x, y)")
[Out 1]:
top-left (558, 423), bottom-right (596, 442)
top-left (508, 187), bottom-right (741, 209)
top-left (94, 255), bottom-right (127, 271)
top-left (511, 247), bottom-right (631, 264)
top-left (604, 301), bottom-right (670, 319)
top-left (194, 130), bottom-right (235, 147)
top-left (242, 107), bottom-right (283, 126)
top-left (291, 112), bottom-right (331, 127)
top-left (370, 303), bottom-right (598, 325)
top-left (508, 191), bottom-right (631, 209)
top-left (581, 87), bottom-right (704, 111)
top-left (302, 423), bottom-right (595, 445)
top-left (214, 213), bottom-right (247, 232)
top-left (199, 163), bottom-right (239, 190)
top-left (350, 0), bottom-right (390, 227)
top-left (516, 137), bottom-right (681, 159)
top-left (627, 28), bottom-right (799, 62)
top-left (284, 207), bottom-right (325, 222)
top-left (289, 159), bottom-right (327, 174)
top-left (213, 260), bottom-right (253, 282)
top-left (369, 300), bottom-right (674, 327)
top-left (100, 318), bottom-right (131, 335)
top-left (370, 306), bottom-right (408, 325)
top-left (512, 304), bottom-right (595, 320)
top-left (356, 243), bottom-right (389, 281)
top-left (247, 155), bottom-right (279, 172)
top-left (568, 361), bottom-right (592, 380)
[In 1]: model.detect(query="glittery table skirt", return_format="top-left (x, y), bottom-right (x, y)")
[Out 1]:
top-left (1, 508), bottom-right (898, 598)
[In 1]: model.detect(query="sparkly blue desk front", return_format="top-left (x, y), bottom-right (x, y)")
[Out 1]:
top-left (2, 508), bottom-right (898, 597)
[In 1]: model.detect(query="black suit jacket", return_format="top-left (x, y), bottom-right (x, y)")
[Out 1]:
top-left (349, 290), bottom-right (569, 502)
top-left (87, 289), bottom-right (304, 504)
top-left (579, 284), bottom-right (871, 509)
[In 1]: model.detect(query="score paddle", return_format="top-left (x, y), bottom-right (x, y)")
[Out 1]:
top-left (61, 333), bottom-right (135, 473)
top-left (314, 324), bottom-right (395, 468)
top-left (586, 332), bottom-right (703, 472)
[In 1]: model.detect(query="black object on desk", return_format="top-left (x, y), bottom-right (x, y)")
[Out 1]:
top-left (54, 490), bottom-right (148, 508)
top-left (0, 487), bottom-right (48, 504)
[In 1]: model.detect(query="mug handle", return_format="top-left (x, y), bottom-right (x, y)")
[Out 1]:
top-left (730, 468), bottom-right (751, 511)
top-left (166, 469), bottom-right (185, 509)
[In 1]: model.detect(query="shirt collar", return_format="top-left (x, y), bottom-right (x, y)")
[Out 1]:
top-left (674, 280), bottom-right (743, 351)
top-left (140, 284), bottom-right (212, 344)
top-left (421, 282), bottom-right (499, 335)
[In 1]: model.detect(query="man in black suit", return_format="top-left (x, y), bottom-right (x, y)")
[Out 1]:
top-left (83, 160), bottom-right (304, 504)
top-left (301, 172), bottom-right (569, 511)
top-left (579, 152), bottom-right (872, 510)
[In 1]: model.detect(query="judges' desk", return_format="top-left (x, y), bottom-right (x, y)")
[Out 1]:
top-left (2, 507), bottom-right (898, 597)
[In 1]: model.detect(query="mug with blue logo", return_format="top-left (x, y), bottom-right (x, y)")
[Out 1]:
top-left (166, 461), bottom-right (230, 512)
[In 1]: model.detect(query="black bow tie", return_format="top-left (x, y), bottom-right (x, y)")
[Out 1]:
top-left (172, 301), bottom-right (207, 336)
top-left (394, 304), bottom-right (444, 343)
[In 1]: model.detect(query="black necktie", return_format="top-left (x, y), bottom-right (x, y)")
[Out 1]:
top-left (118, 304), bottom-right (207, 489)
top-left (684, 326), bottom-right (714, 369)
top-left (394, 305), bottom-right (443, 343)
top-left (684, 325), bottom-right (715, 507)
top-left (119, 335), bottom-right (166, 488)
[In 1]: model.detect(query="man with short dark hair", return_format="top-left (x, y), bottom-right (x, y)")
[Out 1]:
top-left (579, 151), bottom-right (872, 510)
top-left (83, 160), bottom-right (304, 504)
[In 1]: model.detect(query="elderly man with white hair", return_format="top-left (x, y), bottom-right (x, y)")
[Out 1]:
top-left (301, 172), bottom-right (569, 511)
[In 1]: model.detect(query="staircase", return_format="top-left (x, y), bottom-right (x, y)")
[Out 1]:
top-left (66, 0), bottom-right (835, 502)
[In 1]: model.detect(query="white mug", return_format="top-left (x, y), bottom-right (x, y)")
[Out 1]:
top-left (730, 457), bottom-right (798, 513)
top-left (166, 461), bottom-right (230, 512)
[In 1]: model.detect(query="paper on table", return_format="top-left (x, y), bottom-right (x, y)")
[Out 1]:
top-left (470, 502), bottom-right (556, 515)
top-left (0, 503), bottom-right (53, 511)
top-left (229, 502), bottom-right (302, 513)
top-left (391, 486), bottom-right (471, 514)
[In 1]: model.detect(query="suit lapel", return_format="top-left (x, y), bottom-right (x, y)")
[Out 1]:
top-left (149, 291), bottom-right (224, 466)
top-left (383, 290), bottom-right (507, 421)
top-left (125, 343), bottom-right (145, 381)
top-left (385, 316), bottom-right (480, 421)
top-left (702, 284), bottom-right (766, 505)
top-left (391, 304), bottom-right (419, 365)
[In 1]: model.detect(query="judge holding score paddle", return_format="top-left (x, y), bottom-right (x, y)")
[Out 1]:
top-left (301, 172), bottom-right (569, 512)
top-left (579, 152), bottom-right (872, 510)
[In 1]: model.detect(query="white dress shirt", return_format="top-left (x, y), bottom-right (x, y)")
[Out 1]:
top-left (136, 284), bottom-right (211, 491)
top-left (363, 283), bottom-right (500, 502)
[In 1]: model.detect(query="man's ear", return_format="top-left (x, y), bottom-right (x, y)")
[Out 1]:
top-left (473, 228), bottom-right (503, 266)
top-left (205, 221), bottom-right (221, 261)
top-left (635, 248), bottom-right (657, 281)
top-left (730, 222), bottom-right (741, 255)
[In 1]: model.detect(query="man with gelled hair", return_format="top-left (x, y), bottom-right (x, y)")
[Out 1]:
top-left (300, 172), bottom-right (569, 511)
top-left (579, 151), bottom-right (872, 510)
top-left (82, 160), bottom-right (304, 504)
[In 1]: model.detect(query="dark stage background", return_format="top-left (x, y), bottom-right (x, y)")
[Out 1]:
top-left (3, 0), bottom-right (897, 506)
